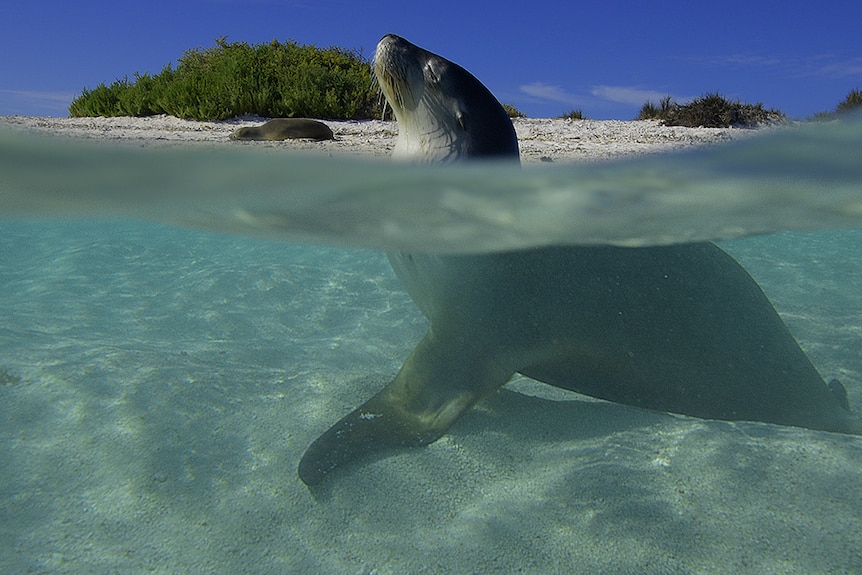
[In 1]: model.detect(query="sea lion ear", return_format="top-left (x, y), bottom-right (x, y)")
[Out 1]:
top-left (456, 111), bottom-right (467, 132)
top-left (425, 62), bottom-right (440, 84)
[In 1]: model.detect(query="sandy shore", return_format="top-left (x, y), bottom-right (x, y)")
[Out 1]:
top-left (0, 114), bottom-right (754, 163)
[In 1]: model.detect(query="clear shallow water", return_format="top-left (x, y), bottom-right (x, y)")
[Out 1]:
top-left (0, 221), bottom-right (861, 573)
top-left (1, 117), bottom-right (862, 573)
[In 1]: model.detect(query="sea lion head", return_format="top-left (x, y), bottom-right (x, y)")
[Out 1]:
top-left (229, 127), bottom-right (255, 140)
top-left (373, 34), bottom-right (519, 163)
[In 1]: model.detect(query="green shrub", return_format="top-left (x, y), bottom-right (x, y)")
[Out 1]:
top-left (502, 103), bottom-right (526, 118)
top-left (560, 109), bottom-right (585, 120)
top-left (70, 38), bottom-right (381, 121)
top-left (836, 88), bottom-right (862, 115)
top-left (640, 92), bottom-right (784, 128)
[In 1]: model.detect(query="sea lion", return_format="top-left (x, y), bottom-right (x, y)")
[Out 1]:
top-left (229, 118), bottom-right (334, 141)
top-left (297, 34), bottom-right (860, 485)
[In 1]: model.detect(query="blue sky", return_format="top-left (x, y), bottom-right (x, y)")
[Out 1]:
top-left (1, 0), bottom-right (860, 119)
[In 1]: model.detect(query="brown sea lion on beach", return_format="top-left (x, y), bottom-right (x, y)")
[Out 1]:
top-left (230, 118), bottom-right (334, 141)
top-left (297, 34), bottom-right (860, 486)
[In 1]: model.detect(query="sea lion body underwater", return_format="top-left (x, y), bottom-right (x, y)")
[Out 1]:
top-left (297, 34), bottom-right (860, 485)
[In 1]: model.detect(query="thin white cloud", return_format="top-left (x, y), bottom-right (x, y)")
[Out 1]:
top-left (519, 82), bottom-right (581, 106)
top-left (591, 86), bottom-right (674, 106)
top-left (692, 52), bottom-right (862, 79)
top-left (0, 89), bottom-right (75, 102)
top-left (807, 57), bottom-right (862, 79)
top-left (0, 89), bottom-right (76, 116)
top-left (714, 54), bottom-right (783, 67)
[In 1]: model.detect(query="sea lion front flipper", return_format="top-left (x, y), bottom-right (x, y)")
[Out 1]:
top-left (298, 330), bottom-right (513, 486)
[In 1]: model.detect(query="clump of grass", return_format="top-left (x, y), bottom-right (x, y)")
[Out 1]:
top-left (808, 89), bottom-right (862, 121)
top-left (502, 103), bottom-right (526, 118)
top-left (559, 109), bottom-right (585, 120)
top-left (637, 96), bottom-right (674, 120)
top-left (810, 88), bottom-right (862, 121)
top-left (637, 92), bottom-right (784, 128)
top-left (70, 37), bottom-right (381, 121)
top-left (836, 88), bottom-right (862, 115)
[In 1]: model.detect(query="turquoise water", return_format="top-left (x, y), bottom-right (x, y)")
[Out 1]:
top-left (1, 118), bottom-right (862, 573)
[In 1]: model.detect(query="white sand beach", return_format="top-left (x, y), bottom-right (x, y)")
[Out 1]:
top-left (0, 114), bottom-right (754, 162)
top-left (1, 115), bottom-right (860, 574)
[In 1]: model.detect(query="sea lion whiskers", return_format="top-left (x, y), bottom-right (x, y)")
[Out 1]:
top-left (373, 49), bottom-right (413, 112)
top-left (369, 71), bottom-right (392, 121)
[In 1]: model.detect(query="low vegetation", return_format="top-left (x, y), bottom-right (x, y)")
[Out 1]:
top-left (835, 88), bottom-right (862, 115)
top-left (638, 92), bottom-right (784, 128)
top-left (807, 88), bottom-right (862, 121)
top-left (69, 38), bottom-right (381, 121)
top-left (502, 103), bottom-right (526, 118)
top-left (559, 109), bottom-right (585, 120)
top-left (70, 38), bottom-right (861, 126)
top-left (636, 96), bottom-right (674, 121)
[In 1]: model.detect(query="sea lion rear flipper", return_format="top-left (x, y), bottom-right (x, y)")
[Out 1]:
top-left (828, 378), bottom-right (851, 412)
top-left (298, 331), bottom-right (513, 485)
